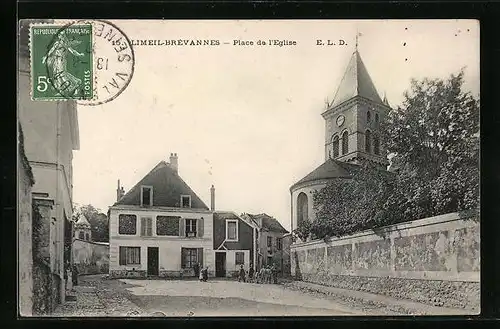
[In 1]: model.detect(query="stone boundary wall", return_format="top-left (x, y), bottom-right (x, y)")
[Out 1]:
top-left (290, 212), bottom-right (480, 311)
top-left (73, 239), bottom-right (109, 275)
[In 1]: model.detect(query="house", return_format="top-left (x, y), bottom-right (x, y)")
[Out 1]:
top-left (18, 19), bottom-right (80, 314)
top-left (212, 210), bottom-right (256, 278)
top-left (240, 213), bottom-right (289, 274)
top-left (289, 49), bottom-right (390, 243)
top-left (108, 153), bottom-right (215, 278)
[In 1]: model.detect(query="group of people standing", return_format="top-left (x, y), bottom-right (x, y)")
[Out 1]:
top-left (238, 264), bottom-right (278, 284)
top-left (193, 263), bottom-right (208, 282)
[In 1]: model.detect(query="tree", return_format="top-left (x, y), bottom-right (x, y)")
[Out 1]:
top-left (381, 69), bottom-right (479, 217)
top-left (310, 163), bottom-right (396, 238)
top-left (73, 204), bottom-right (109, 242)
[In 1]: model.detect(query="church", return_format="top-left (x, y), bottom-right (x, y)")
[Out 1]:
top-left (290, 49), bottom-right (392, 242)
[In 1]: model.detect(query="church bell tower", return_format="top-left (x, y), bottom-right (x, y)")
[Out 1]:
top-left (322, 50), bottom-right (391, 168)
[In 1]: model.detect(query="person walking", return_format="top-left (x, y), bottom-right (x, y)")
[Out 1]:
top-left (238, 265), bottom-right (246, 283)
top-left (248, 264), bottom-right (254, 283)
top-left (193, 263), bottom-right (200, 279)
top-left (271, 264), bottom-right (278, 284)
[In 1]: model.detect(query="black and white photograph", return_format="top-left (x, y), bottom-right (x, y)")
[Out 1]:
top-left (17, 19), bottom-right (480, 317)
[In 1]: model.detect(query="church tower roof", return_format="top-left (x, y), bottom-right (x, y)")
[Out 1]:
top-left (330, 50), bottom-right (383, 108)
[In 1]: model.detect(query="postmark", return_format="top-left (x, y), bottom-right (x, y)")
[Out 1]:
top-left (30, 20), bottom-right (135, 105)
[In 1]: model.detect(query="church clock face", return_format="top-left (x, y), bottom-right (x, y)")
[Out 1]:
top-left (336, 115), bottom-right (345, 127)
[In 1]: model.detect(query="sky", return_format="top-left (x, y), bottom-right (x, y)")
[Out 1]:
top-left (72, 20), bottom-right (479, 231)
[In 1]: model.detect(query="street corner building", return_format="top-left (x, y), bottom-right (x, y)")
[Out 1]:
top-left (290, 49), bottom-right (391, 238)
top-left (108, 153), bottom-right (216, 278)
top-left (240, 213), bottom-right (290, 275)
top-left (212, 211), bottom-right (255, 278)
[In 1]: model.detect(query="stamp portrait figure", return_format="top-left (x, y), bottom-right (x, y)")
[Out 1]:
top-left (42, 32), bottom-right (85, 96)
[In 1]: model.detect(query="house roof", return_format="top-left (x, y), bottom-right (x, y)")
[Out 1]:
top-left (213, 211), bottom-right (240, 221)
top-left (330, 50), bottom-right (383, 107)
top-left (291, 158), bottom-right (359, 189)
top-left (245, 213), bottom-right (289, 234)
top-left (114, 161), bottom-right (209, 210)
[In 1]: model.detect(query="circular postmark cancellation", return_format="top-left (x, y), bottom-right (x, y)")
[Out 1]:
top-left (33, 19), bottom-right (134, 106)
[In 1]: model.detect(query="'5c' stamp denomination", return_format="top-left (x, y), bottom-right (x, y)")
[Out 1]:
top-left (30, 24), bottom-right (94, 101)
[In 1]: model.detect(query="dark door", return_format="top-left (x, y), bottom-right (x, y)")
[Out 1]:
top-left (215, 252), bottom-right (226, 277)
top-left (147, 247), bottom-right (159, 276)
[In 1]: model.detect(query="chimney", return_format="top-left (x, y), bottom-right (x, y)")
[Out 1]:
top-left (210, 185), bottom-right (215, 211)
top-left (117, 179), bottom-right (121, 201)
top-left (169, 153), bottom-right (178, 173)
top-left (117, 179), bottom-right (125, 201)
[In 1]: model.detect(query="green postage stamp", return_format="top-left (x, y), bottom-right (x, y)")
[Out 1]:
top-left (30, 23), bottom-right (94, 101)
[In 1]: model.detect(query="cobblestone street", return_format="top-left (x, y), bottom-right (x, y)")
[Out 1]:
top-left (52, 275), bottom-right (360, 317)
top-left (52, 275), bottom-right (472, 317)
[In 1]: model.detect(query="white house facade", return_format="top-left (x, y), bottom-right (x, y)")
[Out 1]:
top-left (108, 154), bottom-right (216, 278)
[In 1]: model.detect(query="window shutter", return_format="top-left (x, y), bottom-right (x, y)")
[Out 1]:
top-left (179, 218), bottom-right (185, 237)
top-left (198, 218), bottom-right (204, 237)
top-left (181, 247), bottom-right (186, 268)
top-left (147, 218), bottom-right (152, 236)
top-left (141, 218), bottom-right (146, 236)
top-left (119, 247), bottom-right (126, 265)
top-left (197, 248), bottom-right (204, 268)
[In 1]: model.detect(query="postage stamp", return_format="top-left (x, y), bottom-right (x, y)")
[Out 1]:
top-left (30, 23), bottom-right (94, 101)
top-left (29, 20), bottom-right (135, 105)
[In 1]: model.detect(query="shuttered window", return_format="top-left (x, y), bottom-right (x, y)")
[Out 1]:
top-left (119, 246), bottom-right (141, 265)
top-left (181, 248), bottom-right (204, 268)
top-left (140, 217), bottom-right (153, 236)
top-left (118, 214), bottom-right (137, 235)
top-left (156, 216), bottom-right (180, 236)
top-left (185, 219), bottom-right (197, 237)
top-left (235, 252), bottom-right (244, 265)
top-left (276, 237), bottom-right (283, 250)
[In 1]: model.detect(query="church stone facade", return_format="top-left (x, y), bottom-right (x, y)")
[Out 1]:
top-left (290, 50), bottom-right (391, 241)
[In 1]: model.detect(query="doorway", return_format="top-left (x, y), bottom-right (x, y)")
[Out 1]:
top-left (215, 252), bottom-right (226, 277)
top-left (147, 247), bottom-right (159, 276)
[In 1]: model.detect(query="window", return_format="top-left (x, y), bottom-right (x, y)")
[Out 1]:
top-left (374, 135), bottom-right (380, 155)
top-left (79, 231), bottom-right (84, 239)
top-left (85, 233), bottom-right (89, 241)
top-left (181, 195), bottom-right (191, 208)
top-left (375, 113), bottom-right (379, 125)
top-left (226, 220), bottom-right (238, 241)
top-left (332, 135), bottom-right (339, 158)
top-left (297, 192), bottom-right (308, 226)
top-left (182, 248), bottom-right (198, 268)
top-left (267, 256), bottom-right (273, 265)
top-left (140, 217), bottom-right (153, 236)
top-left (267, 236), bottom-right (273, 247)
top-left (367, 111), bottom-right (371, 122)
top-left (156, 216), bottom-right (180, 236)
top-left (277, 237), bottom-right (283, 251)
top-left (141, 186), bottom-right (153, 207)
top-left (235, 252), bottom-right (244, 265)
top-left (185, 218), bottom-right (197, 237)
top-left (119, 246), bottom-right (141, 265)
top-left (365, 130), bottom-right (372, 153)
top-left (119, 215), bottom-right (137, 235)
top-left (342, 131), bottom-right (349, 155)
